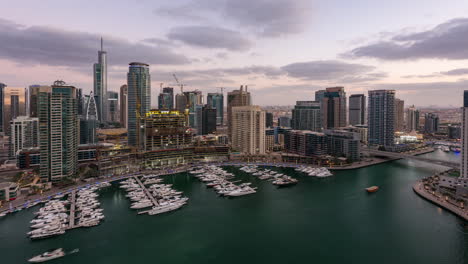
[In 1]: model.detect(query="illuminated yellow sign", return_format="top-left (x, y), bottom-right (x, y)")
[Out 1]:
top-left (146, 110), bottom-right (181, 117)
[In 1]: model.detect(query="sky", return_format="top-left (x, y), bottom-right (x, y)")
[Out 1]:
top-left (2, 0), bottom-right (468, 107)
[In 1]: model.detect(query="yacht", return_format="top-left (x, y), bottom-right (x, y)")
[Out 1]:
top-left (28, 248), bottom-right (66, 263)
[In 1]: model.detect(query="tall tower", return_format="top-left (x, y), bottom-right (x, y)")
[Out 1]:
top-left (349, 94), bottom-right (366, 126)
top-left (38, 81), bottom-right (78, 182)
top-left (227, 85), bottom-right (251, 139)
top-left (93, 38), bottom-right (107, 123)
top-left (460, 91), bottom-right (468, 178)
top-left (207, 93), bottom-right (224, 126)
top-left (231, 105), bottom-right (265, 154)
top-left (394, 98), bottom-right (405, 132)
top-left (120, 85), bottom-right (128, 128)
top-left (0, 83), bottom-right (5, 133)
top-left (291, 101), bottom-right (321, 131)
top-left (368, 90), bottom-right (395, 147)
top-left (127, 62), bottom-right (151, 148)
top-left (406, 105), bottom-right (420, 132)
top-left (321, 87), bottom-right (347, 129)
top-left (3, 87), bottom-right (26, 134)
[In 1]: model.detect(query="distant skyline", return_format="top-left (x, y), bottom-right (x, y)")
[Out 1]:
top-left (2, 0), bottom-right (468, 107)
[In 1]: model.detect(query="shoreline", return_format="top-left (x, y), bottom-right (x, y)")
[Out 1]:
top-left (412, 181), bottom-right (468, 221)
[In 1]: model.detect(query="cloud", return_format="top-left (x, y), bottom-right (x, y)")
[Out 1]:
top-left (141, 37), bottom-right (174, 47)
top-left (0, 18), bottom-right (189, 68)
top-left (167, 26), bottom-right (252, 51)
top-left (156, 0), bottom-right (313, 37)
top-left (280, 60), bottom-right (377, 81)
top-left (344, 18), bottom-right (468, 60)
top-left (440, 68), bottom-right (468, 76)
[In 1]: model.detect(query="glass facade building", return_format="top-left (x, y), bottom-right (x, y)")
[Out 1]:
top-left (207, 93), bottom-right (224, 126)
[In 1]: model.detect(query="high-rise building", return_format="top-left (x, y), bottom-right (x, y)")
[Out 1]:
top-left (349, 94), bottom-right (366, 126)
top-left (231, 105), bottom-right (265, 155)
top-left (76, 88), bottom-right (84, 117)
top-left (175, 93), bottom-right (188, 113)
top-left (119, 85), bottom-right (128, 128)
top-left (291, 101), bottom-right (321, 131)
top-left (81, 92), bottom-right (98, 144)
top-left (184, 91), bottom-right (203, 127)
top-left (315, 90), bottom-right (326, 102)
top-left (406, 105), bottom-right (420, 132)
top-left (368, 90), bottom-right (395, 146)
top-left (158, 87), bottom-right (174, 110)
top-left (394, 98), bottom-right (405, 132)
top-left (278, 116), bottom-right (291, 127)
top-left (38, 81), bottom-right (78, 182)
top-left (424, 113), bottom-right (439, 134)
top-left (196, 105), bottom-right (217, 135)
top-left (461, 91), bottom-right (468, 178)
top-left (127, 62), bottom-right (151, 148)
top-left (108, 91), bottom-right (119, 123)
top-left (265, 112), bottom-right (273, 128)
top-left (227, 86), bottom-right (251, 139)
top-left (3, 87), bottom-right (26, 134)
top-left (28, 85), bottom-right (49, 118)
top-left (321, 87), bottom-right (347, 129)
top-left (140, 110), bottom-right (192, 151)
top-left (207, 93), bottom-right (224, 126)
top-left (0, 83), bottom-right (5, 133)
top-left (9, 116), bottom-right (39, 158)
top-left (93, 38), bottom-right (107, 123)
top-left (448, 124), bottom-right (461, 139)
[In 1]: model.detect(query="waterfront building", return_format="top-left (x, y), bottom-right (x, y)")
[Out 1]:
top-left (196, 105), bottom-right (217, 135)
top-left (321, 87), bottom-right (347, 129)
top-left (0, 182), bottom-right (19, 201)
top-left (0, 83), bottom-right (5, 133)
top-left (227, 86), bottom-right (251, 139)
top-left (38, 81), bottom-right (78, 182)
top-left (395, 98), bottom-right (405, 132)
top-left (324, 129), bottom-right (361, 162)
top-left (448, 124), bottom-right (461, 139)
top-left (127, 62), bottom-right (151, 148)
top-left (175, 93), bottom-right (188, 113)
top-left (344, 125), bottom-right (368, 144)
top-left (349, 94), bottom-right (366, 126)
top-left (231, 105), bottom-right (265, 155)
top-left (140, 110), bottom-right (192, 151)
top-left (284, 130), bottom-right (327, 156)
top-left (119, 85), bottom-right (128, 128)
top-left (3, 87), bottom-right (26, 134)
top-left (291, 101), bottom-right (321, 131)
top-left (278, 116), bottom-right (291, 127)
top-left (207, 93), bottom-right (224, 126)
top-left (9, 116), bottom-right (39, 158)
top-left (108, 91), bottom-right (119, 123)
top-left (368, 90), bottom-right (395, 147)
top-left (266, 128), bottom-right (275, 152)
top-left (93, 38), bottom-right (108, 123)
top-left (424, 113), bottom-right (439, 134)
top-left (406, 105), bottom-right (420, 132)
top-left (265, 112), bottom-right (273, 128)
top-left (461, 91), bottom-right (468, 178)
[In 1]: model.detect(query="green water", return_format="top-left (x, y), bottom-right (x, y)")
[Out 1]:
top-left (0, 150), bottom-right (466, 264)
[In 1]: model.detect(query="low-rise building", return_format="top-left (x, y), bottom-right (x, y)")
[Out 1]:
top-left (0, 182), bottom-right (19, 201)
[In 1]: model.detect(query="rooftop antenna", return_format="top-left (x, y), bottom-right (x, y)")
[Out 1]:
top-left (101, 37), bottom-right (103, 51)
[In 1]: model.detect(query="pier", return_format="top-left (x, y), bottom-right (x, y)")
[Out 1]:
top-left (68, 190), bottom-right (77, 229)
top-left (134, 176), bottom-right (159, 207)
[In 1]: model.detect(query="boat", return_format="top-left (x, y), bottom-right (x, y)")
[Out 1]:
top-left (28, 248), bottom-right (66, 263)
top-left (365, 186), bottom-right (379, 193)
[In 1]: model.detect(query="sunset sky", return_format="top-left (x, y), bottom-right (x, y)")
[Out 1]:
top-left (2, 0), bottom-right (468, 107)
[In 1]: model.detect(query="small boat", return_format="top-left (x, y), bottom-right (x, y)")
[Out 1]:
top-left (28, 248), bottom-right (66, 263)
top-left (365, 186), bottom-right (379, 193)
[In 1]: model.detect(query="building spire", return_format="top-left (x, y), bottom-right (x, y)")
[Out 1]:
top-left (101, 37), bottom-right (103, 51)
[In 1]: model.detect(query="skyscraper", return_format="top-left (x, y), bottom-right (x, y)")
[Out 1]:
top-left (406, 105), bottom-right (420, 132)
top-left (368, 90), bottom-right (395, 147)
top-left (461, 91), bottom-right (468, 178)
top-left (278, 116), bottom-right (291, 127)
top-left (349, 94), bottom-right (366, 126)
top-left (93, 38), bottom-right (107, 123)
top-left (231, 105), bottom-right (265, 155)
top-left (120, 85), bottom-right (128, 128)
top-left (291, 101), bottom-right (321, 131)
top-left (38, 81), bottom-right (78, 182)
top-left (3, 87), bottom-right (26, 134)
top-left (107, 91), bottom-right (119, 123)
top-left (424, 113), bottom-right (439, 134)
top-left (127, 62), bottom-right (151, 148)
top-left (196, 105), bottom-right (217, 135)
top-left (158, 87), bottom-right (174, 110)
top-left (9, 116), bottom-right (39, 158)
top-left (175, 93), bottom-right (188, 113)
top-left (321, 87), bottom-right (347, 129)
top-left (394, 98), bottom-right (405, 132)
top-left (227, 85), bottom-right (251, 139)
top-left (315, 90), bottom-right (326, 102)
top-left (207, 93), bottom-right (224, 126)
top-left (184, 91), bottom-right (203, 127)
top-left (265, 112), bottom-right (273, 128)
top-left (81, 92), bottom-right (98, 144)
top-left (0, 83), bottom-right (5, 133)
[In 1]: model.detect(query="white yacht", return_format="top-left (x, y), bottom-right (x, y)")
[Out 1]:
top-left (28, 248), bottom-right (66, 263)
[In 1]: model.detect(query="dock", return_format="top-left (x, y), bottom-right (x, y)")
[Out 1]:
top-left (134, 176), bottom-right (159, 207)
top-left (68, 190), bottom-right (76, 229)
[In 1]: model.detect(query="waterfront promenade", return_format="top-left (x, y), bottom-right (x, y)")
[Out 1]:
top-left (413, 181), bottom-right (468, 221)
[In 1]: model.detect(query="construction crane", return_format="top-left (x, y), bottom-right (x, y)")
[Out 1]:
top-left (172, 73), bottom-right (187, 93)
